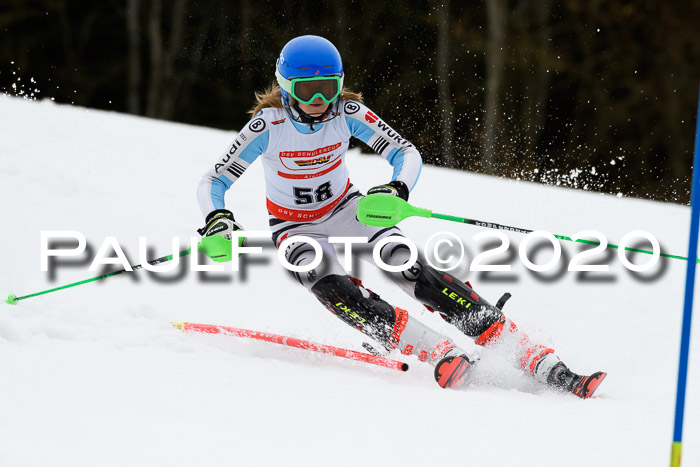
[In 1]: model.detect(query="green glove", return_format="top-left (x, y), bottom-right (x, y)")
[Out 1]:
top-left (197, 209), bottom-right (246, 262)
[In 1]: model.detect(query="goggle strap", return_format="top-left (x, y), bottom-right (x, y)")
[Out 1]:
top-left (275, 69), bottom-right (294, 94)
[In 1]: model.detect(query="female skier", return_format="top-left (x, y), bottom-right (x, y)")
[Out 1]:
top-left (196, 35), bottom-right (606, 397)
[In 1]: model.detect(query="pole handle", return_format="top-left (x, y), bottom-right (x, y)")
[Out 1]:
top-left (358, 194), bottom-right (431, 227)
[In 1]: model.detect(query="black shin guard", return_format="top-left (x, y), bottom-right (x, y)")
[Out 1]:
top-left (310, 274), bottom-right (399, 348)
top-left (413, 265), bottom-right (503, 337)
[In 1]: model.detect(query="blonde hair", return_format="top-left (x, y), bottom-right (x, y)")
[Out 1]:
top-left (248, 84), bottom-right (364, 116)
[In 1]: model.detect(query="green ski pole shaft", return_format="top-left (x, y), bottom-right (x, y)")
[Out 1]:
top-left (6, 248), bottom-right (194, 305)
top-left (431, 212), bottom-right (693, 263)
top-left (357, 195), bottom-right (692, 263)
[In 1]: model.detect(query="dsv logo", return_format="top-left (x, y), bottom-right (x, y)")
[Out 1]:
top-left (249, 118), bottom-right (266, 133)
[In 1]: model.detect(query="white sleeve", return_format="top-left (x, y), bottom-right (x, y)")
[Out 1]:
top-left (342, 100), bottom-right (423, 191)
top-left (197, 115), bottom-right (269, 216)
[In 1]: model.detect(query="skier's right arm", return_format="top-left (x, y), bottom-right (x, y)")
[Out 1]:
top-left (196, 114), bottom-right (269, 217)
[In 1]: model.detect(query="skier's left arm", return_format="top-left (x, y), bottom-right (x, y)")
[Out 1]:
top-left (343, 100), bottom-right (422, 200)
top-left (197, 116), bottom-right (269, 217)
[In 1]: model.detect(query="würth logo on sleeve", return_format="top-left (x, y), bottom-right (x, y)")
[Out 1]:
top-left (365, 111), bottom-right (378, 123)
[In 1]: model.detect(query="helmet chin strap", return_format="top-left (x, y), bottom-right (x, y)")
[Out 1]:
top-left (283, 100), bottom-right (341, 131)
top-left (293, 103), bottom-right (327, 131)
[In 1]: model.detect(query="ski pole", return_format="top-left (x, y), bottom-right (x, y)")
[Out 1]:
top-left (357, 194), bottom-right (694, 263)
top-left (5, 247), bottom-right (195, 305)
top-left (669, 82), bottom-right (700, 467)
top-left (172, 322), bottom-right (409, 372)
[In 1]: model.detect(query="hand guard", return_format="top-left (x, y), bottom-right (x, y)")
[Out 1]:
top-left (197, 209), bottom-right (245, 263)
top-left (367, 180), bottom-right (409, 202)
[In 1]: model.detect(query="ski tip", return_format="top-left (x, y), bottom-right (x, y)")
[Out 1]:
top-left (401, 362), bottom-right (409, 372)
top-left (585, 371), bottom-right (607, 399)
top-left (5, 294), bottom-right (18, 305)
top-left (434, 355), bottom-right (471, 389)
top-left (575, 371), bottom-right (607, 399)
top-left (170, 321), bottom-right (187, 331)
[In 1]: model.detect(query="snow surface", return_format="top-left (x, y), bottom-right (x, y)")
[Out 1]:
top-left (1, 95), bottom-right (698, 466)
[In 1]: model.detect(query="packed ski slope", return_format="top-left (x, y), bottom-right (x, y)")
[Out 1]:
top-left (1, 95), bottom-right (698, 467)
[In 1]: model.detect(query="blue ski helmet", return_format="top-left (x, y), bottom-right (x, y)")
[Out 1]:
top-left (276, 35), bottom-right (344, 107)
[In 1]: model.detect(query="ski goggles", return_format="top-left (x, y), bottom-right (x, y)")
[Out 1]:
top-left (276, 71), bottom-right (344, 105)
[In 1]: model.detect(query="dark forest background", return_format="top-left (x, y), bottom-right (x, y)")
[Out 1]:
top-left (1, 0), bottom-right (699, 203)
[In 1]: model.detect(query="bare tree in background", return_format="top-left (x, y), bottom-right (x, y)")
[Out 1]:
top-left (126, 0), bottom-right (141, 114)
top-left (334, 2), bottom-right (348, 52)
top-left (517, 0), bottom-right (551, 167)
top-left (436, 0), bottom-right (455, 166)
top-left (146, 0), bottom-right (164, 118)
top-left (239, 0), bottom-right (253, 93)
top-left (146, 0), bottom-right (186, 119)
top-left (483, 0), bottom-right (506, 167)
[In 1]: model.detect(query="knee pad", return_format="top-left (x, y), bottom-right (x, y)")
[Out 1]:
top-left (283, 240), bottom-right (345, 289)
top-left (377, 241), bottom-right (425, 297)
top-left (413, 265), bottom-right (503, 337)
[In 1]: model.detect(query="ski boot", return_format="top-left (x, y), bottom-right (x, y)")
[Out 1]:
top-left (311, 274), bottom-right (476, 387)
top-left (547, 361), bottom-right (607, 399)
top-left (411, 267), bottom-right (609, 396)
